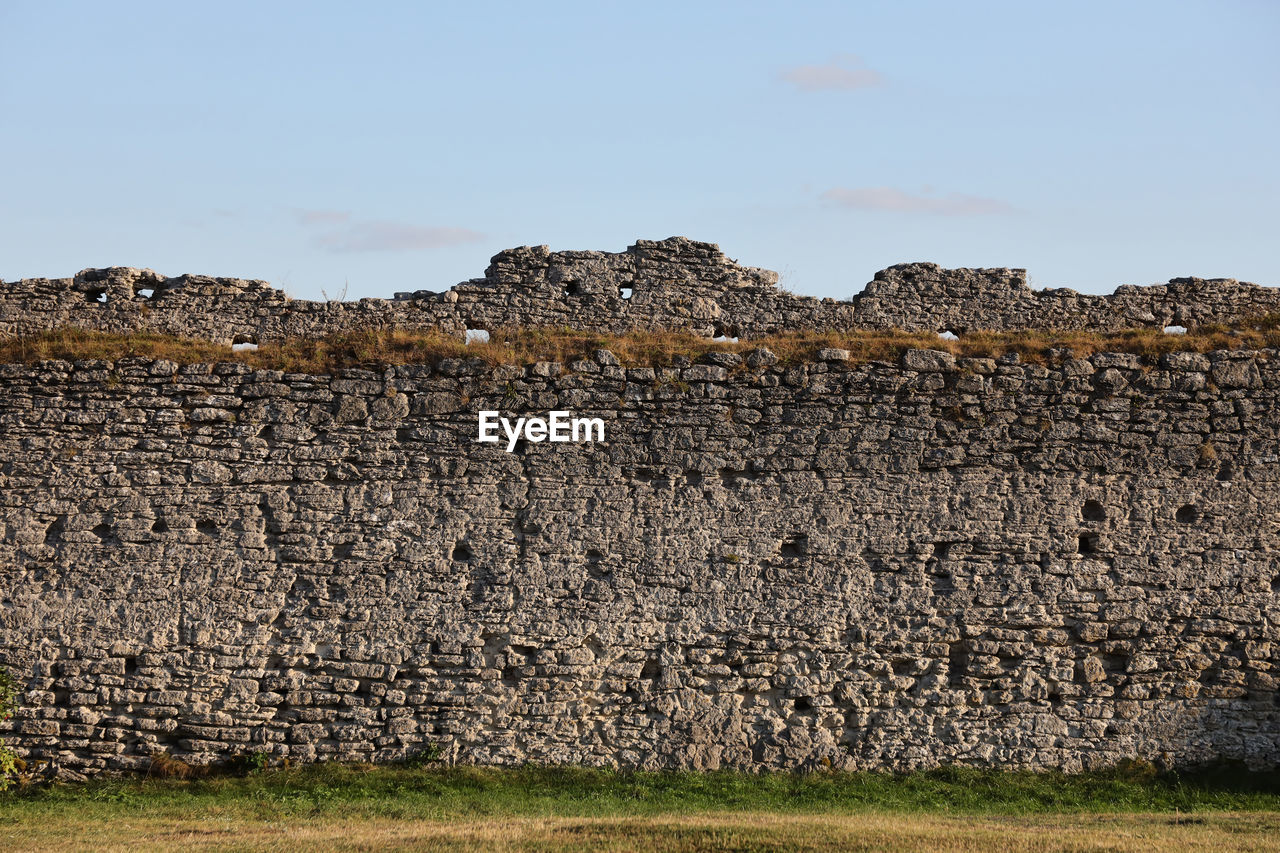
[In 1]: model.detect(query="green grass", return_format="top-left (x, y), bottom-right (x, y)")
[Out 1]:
top-left (5, 762), bottom-right (1279, 822)
top-left (4, 764), bottom-right (1280, 851)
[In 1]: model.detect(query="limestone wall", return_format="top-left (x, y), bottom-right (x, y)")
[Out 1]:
top-left (1, 345), bottom-right (1278, 777)
top-left (2, 238), bottom-right (1277, 344)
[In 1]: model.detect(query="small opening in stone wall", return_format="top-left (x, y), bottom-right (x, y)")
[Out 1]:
top-left (45, 516), bottom-right (66, 545)
top-left (793, 696), bottom-right (813, 712)
top-left (124, 656), bottom-right (138, 676)
top-left (1081, 500), bottom-right (1106, 521)
top-left (685, 470), bottom-right (703, 486)
top-left (586, 548), bottom-right (608, 578)
top-left (640, 659), bottom-right (661, 681)
top-left (938, 330), bottom-right (959, 341)
top-left (780, 534), bottom-right (808, 559)
top-left (136, 287), bottom-right (155, 300)
top-left (1163, 325), bottom-right (1188, 335)
top-left (618, 286), bottom-right (633, 300)
top-left (1176, 504), bottom-right (1199, 524)
top-left (947, 641), bottom-right (968, 687)
top-left (92, 522), bottom-right (113, 541)
top-left (151, 518), bottom-right (169, 533)
top-left (452, 540), bottom-right (474, 562)
top-left (1217, 462), bottom-right (1235, 482)
top-left (563, 280), bottom-right (580, 298)
top-left (712, 323), bottom-right (739, 342)
top-left (1078, 533), bottom-right (1099, 554)
top-left (232, 333), bottom-right (259, 352)
top-left (196, 519), bottom-right (218, 536)
top-left (1271, 575), bottom-right (1280, 593)
top-left (465, 328), bottom-right (490, 345)
top-left (332, 543), bottom-right (354, 560)
top-left (86, 288), bottom-right (107, 304)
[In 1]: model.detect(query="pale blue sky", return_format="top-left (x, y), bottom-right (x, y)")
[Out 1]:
top-left (2, 1), bottom-right (1276, 300)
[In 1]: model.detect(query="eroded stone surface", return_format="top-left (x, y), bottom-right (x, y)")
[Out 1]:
top-left (1, 347), bottom-right (1278, 776)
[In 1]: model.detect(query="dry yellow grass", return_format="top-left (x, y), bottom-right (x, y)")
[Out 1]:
top-left (3, 321), bottom-right (1280, 374)
top-left (2, 810), bottom-right (1277, 852)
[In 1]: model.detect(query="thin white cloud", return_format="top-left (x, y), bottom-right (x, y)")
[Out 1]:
top-left (821, 186), bottom-right (1014, 216)
top-left (315, 221), bottom-right (485, 253)
top-left (295, 209), bottom-right (352, 226)
top-left (779, 55), bottom-right (882, 92)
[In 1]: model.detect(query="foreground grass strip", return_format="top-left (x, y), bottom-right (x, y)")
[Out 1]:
top-left (4, 320), bottom-right (1280, 373)
top-left (4, 764), bottom-right (1280, 819)
top-left (2, 812), bottom-right (1279, 852)
top-left (3, 766), bottom-right (1279, 851)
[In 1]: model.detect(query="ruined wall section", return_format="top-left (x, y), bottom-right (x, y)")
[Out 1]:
top-left (857, 264), bottom-right (1280, 334)
top-left (1, 347), bottom-right (1278, 777)
top-left (3, 239), bottom-right (1277, 345)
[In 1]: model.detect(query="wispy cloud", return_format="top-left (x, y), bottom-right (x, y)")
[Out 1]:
top-left (295, 209), bottom-right (352, 226)
top-left (314, 221), bottom-right (485, 253)
top-left (779, 55), bottom-right (882, 92)
top-left (295, 210), bottom-right (484, 252)
top-left (821, 186), bottom-right (1014, 216)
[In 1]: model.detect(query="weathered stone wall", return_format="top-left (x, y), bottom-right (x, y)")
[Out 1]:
top-left (1, 345), bottom-right (1278, 777)
top-left (2, 238), bottom-right (1277, 344)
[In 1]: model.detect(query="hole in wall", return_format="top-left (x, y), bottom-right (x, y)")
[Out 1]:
top-left (196, 519), bottom-right (218, 536)
top-left (1176, 504), bottom-right (1199, 524)
top-left (465, 328), bottom-right (489, 345)
top-left (780, 534), bottom-right (808, 559)
top-left (685, 470), bottom-right (703, 486)
top-left (933, 542), bottom-right (954, 560)
top-left (719, 467), bottom-right (763, 488)
top-left (92, 522), bottom-right (113, 541)
top-left (232, 333), bottom-right (259, 352)
top-left (938, 330), bottom-right (959, 341)
top-left (1217, 463), bottom-right (1235, 482)
top-left (136, 287), bottom-right (155, 300)
top-left (332, 543), bottom-right (354, 560)
top-left (151, 518), bottom-right (169, 533)
top-left (86, 288), bottom-right (107, 304)
top-left (586, 548), bottom-right (608, 578)
top-left (640, 659), bottom-right (661, 680)
top-left (1271, 575), bottom-right (1280, 593)
top-left (1163, 325), bottom-right (1188, 335)
top-left (452, 540), bottom-right (474, 562)
top-left (793, 696), bottom-right (813, 712)
top-left (124, 656), bottom-right (138, 676)
top-left (45, 516), bottom-right (66, 545)
top-left (1078, 533), bottom-right (1099, 554)
top-left (1081, 500), bottom-right (1106, 521)
top-left (563, 280), bottom-right (580, 298)
top-left (618, 286), bottom-right (633, 300)
top-left (712, 323), bottom-right (739, 343)
top-left (947, 641), bottom-right (968, 687)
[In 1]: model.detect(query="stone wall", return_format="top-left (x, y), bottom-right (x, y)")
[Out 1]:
top-left (1, 345), bottom-right (1278, 777)
top-left (2, 238), bottom-right (1277, 344)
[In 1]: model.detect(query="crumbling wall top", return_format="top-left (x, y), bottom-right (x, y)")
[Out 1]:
top-left (1, 237), bottom-right (1274, 344)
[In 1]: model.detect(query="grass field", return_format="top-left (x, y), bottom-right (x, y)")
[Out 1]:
top-left (3, 763), bottom-right (1279, 851)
